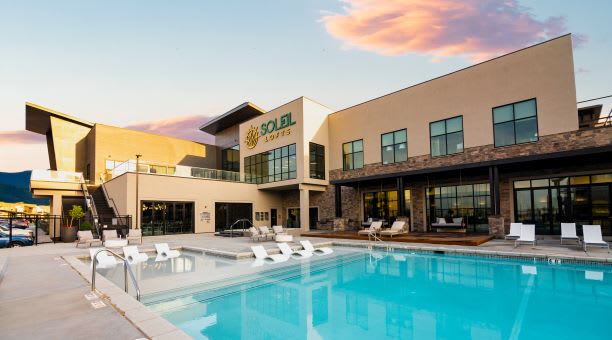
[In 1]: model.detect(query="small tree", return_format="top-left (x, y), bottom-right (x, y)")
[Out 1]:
top-left (68, 205), bottom-right (86, 228)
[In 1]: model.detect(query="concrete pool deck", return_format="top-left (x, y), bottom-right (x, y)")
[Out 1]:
top-left (1, 233), bottom-right (611, 339)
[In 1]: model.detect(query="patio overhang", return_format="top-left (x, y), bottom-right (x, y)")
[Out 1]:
top-left (199, 102), bottom-right (266, 135)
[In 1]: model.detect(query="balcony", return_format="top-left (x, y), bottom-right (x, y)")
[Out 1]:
top-left (107, 160), bottom-right (241, 182)
top-left (30, 170), bottom-right (85, 192)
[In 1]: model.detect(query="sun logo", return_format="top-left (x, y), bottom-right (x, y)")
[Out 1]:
top-left (245, 125), bottom-right (260, 149)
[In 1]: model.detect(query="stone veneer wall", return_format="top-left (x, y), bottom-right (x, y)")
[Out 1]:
top-left (329, 128), bottom-right (612, 182)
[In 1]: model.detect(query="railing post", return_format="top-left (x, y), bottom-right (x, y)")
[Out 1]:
top-left (35, 216), bottom-right (39, 246)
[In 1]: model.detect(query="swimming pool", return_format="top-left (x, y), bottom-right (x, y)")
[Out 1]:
top-left (102, 249), bottom-right (612, 339)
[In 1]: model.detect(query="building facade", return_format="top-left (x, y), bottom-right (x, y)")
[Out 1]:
top-left (28, 34), bottom-right (612, 238)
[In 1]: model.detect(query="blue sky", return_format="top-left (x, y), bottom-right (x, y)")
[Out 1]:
top-left (0, 0), bottom-right (610, 171)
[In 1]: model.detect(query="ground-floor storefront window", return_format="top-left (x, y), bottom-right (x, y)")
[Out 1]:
top-left (363, 190), bottom-right (411, 225)
top-left (514, 173), bottom-right (611, 235)
top-left (427, 184), bottom-right (491, 233)
top-left (141, 201), bottom-right (194, 236)
top-left (215, 203), bottom-right (253, 232)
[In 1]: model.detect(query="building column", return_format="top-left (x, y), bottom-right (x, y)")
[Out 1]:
top-left (334, 185), bottom-right (342, 218)
top-left (397, 177), bottom-right (405, 217)
top-left (489, 166), bottom-right (501, 215)
top-left (50, 194), bottom-right (62, 240)
top-left (300, 188), bottom-right (310, 232)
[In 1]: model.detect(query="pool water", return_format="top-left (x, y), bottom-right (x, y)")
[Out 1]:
top-left (141, 251), bottom-right (612, 340)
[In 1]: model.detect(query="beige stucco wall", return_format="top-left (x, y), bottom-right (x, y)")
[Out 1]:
top-left (215, 125), bottom-right (240, 149)
top-left (49, 116), bottom-right (91, 174)
top-left (237, 97), bottom-right (333, 188)
top-left (104, 172), bottom-right (284, 233)
top-left (328, 35), bottom-right (578, 170)
top-left (90, 124), bottom-right (217, 184)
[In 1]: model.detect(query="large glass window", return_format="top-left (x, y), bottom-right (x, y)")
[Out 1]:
top-left (245, 144), bottom-right (296, 184)
top-left (513, 173), bottom-right (612, 235)
top-left (141, 201), bottom-right (194, 236)
top-left (493, 98), bottom-right (538, 147)
top-left (309, 143), bottom-right (325, 179)
top-left (427, 183), bottom-right (491, 233)
top-left (363, 191), bottom-right (399, 223)
top-left (430, 116), bottom-right (463, 157)
top-left (214, 202), bottom-right (253, 232)
top-left (381, 129), bottom-right (407, 165)
top-left (221, 145), bottom-right (240, 172)
top-left (343, 139), bottom-right (364, 170)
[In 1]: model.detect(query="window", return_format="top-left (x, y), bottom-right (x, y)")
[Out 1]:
top-left (493, 98), bottom-right (538, 147)
top-left (381, 129), bottom-right (407, 164)
top-left (221, 145), bottom-right (240, 172)
top-left (309, 143), bottom-right (325, 179)
top-left (430, 116), bottom-right (463, 157)
top-left (245, 144), bottom-right (297, 184)
top-left (363, 190), bottom-right (398, 222)
top-left (427, 183), bottom-right (491, 233)
top-left (343, 139), bottom-right (363, 170)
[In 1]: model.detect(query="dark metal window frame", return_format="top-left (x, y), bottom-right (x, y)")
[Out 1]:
top-left (244, 144), bottom-right (297, 184)
top-left (429, 115), bottom-right (464, 157)
top-left (342, 139), bottom-right (364, 171)
top-left (492, 98), bottom-right (539, 148)
top-left (380, 129), bottom-right (407, 165)
top-left (309, 142), bottom-right (325, 179)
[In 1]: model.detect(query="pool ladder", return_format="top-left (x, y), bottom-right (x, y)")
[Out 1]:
top-left (91, 249), bottom-right (141, 301)
top-left (367, 233), bottom-right (393, 252)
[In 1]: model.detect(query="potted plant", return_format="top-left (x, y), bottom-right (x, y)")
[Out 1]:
top-left (61, 205), bottom-right (85, 242)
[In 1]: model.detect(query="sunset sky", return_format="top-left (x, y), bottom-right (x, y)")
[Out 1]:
top-left (1, 0), bottom-right (611, 172)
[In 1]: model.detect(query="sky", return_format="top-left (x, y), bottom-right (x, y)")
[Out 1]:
top-left (0, 0), bottom-right (611, 172)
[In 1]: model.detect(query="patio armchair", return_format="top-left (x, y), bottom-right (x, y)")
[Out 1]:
top-left (258, 226), bottom-right (275, 240)
top-left (75, 230), bottom-right (102, 248)
top-left (248, 227), bottom-right (265, 242)
top-left (505, 223), bottom-right (522, 240)
top-left (514, 224), bottom-right (536, 248)
top-left (102, 229), bottom-right (120, 242)
top-left (272, 225), bottom-right (287, 235)
top-left (126, 229), bottom-right (142, 244)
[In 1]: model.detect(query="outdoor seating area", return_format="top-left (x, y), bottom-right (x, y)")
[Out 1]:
top-left (250, 240), bottom-right (333, 266)
top-left (249, 225), bottom-right (293, 242)
top-left (507, 222), bottom-right (610, 251)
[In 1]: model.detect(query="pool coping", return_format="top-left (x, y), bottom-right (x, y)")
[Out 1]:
top-left (63, 253), bottom-right (191, 340)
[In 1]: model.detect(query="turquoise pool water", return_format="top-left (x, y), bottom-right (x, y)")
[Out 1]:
top-left (142, 251), bottom-right (612, 340)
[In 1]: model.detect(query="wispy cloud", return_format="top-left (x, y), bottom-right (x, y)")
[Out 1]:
top-left (125, 115), bottom-right (215, 144)
top-left (321, 0), bottom-right (585, 62)
top-left (0, 131), bottom-right (46, 145)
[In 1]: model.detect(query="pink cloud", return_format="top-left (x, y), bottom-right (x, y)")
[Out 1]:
top-left (125, 115), bottom-right (215, 145)
top-left (0, 131), bottom-right (46, 145)
top-left (321, 0), bottom-right (585, 61)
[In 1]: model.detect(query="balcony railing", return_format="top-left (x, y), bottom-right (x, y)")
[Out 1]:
top-left (108, 160), bottom-right (241, 182)
top-left (30, 169), bottom-right (84, 183)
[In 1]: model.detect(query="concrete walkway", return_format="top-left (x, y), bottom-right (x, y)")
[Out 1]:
top-left (0, 253), bottom-right (144, 340)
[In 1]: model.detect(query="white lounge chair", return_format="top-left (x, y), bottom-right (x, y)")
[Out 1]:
top-left (251, 245), bottom-right (288, 263)
top-left (126, 229), bottom-right (142, 244)
top-left (380, 221), bottom-right (407, 237)
top-left (582, 225), bottom-right (610, 252)
top-left (358, 221), bottom-right (382, 236)
top-left (505, 223), bottom-right (522, 240)
top-left (560, 223), bottom-right (581, 245)
top-left (122, 245), bottom-right (149, 264)
top-left (89, 248), bottom-right (119, 268)
top-left (514, 224), bottom-right (536, 248)
top-left (155, 243), bottom-right (181, 258)
top-left (76, 230), bottom-right (102, 248)
top-left (248, 227), bottom-right (265, 242)
top-left (300, 240), bottom-right (333, 255)
top-left (277, 242), bottom-right (312, 259)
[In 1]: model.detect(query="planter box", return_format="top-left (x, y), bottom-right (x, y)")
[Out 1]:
top-left (60, 226), bottom-right (78, 242)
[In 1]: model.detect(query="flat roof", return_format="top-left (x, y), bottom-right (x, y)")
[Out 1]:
top-left (199, 102), bottom-right (265, 135)
top-left (25, 102), bottom-right (94, 135)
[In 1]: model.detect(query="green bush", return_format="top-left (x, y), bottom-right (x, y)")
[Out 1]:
top-left (80, 221), bottom-right (92, 230)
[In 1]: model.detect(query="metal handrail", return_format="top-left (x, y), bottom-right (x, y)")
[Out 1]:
top-left (91, 249), bottom-right (141, 301)
top-left (228, 218), bottom-right (253, 237)
top-left (99, 175), bottom-right (120, 217)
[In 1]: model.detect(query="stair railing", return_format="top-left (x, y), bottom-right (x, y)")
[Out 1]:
top-left (228, 218), bottom-right (253, 237)
top-left (91, 249), bottom-right (141, 301)
top-left (99, 175), bottom-right (120, 218)
top-left (79, 175), bottom-right (100, 234)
